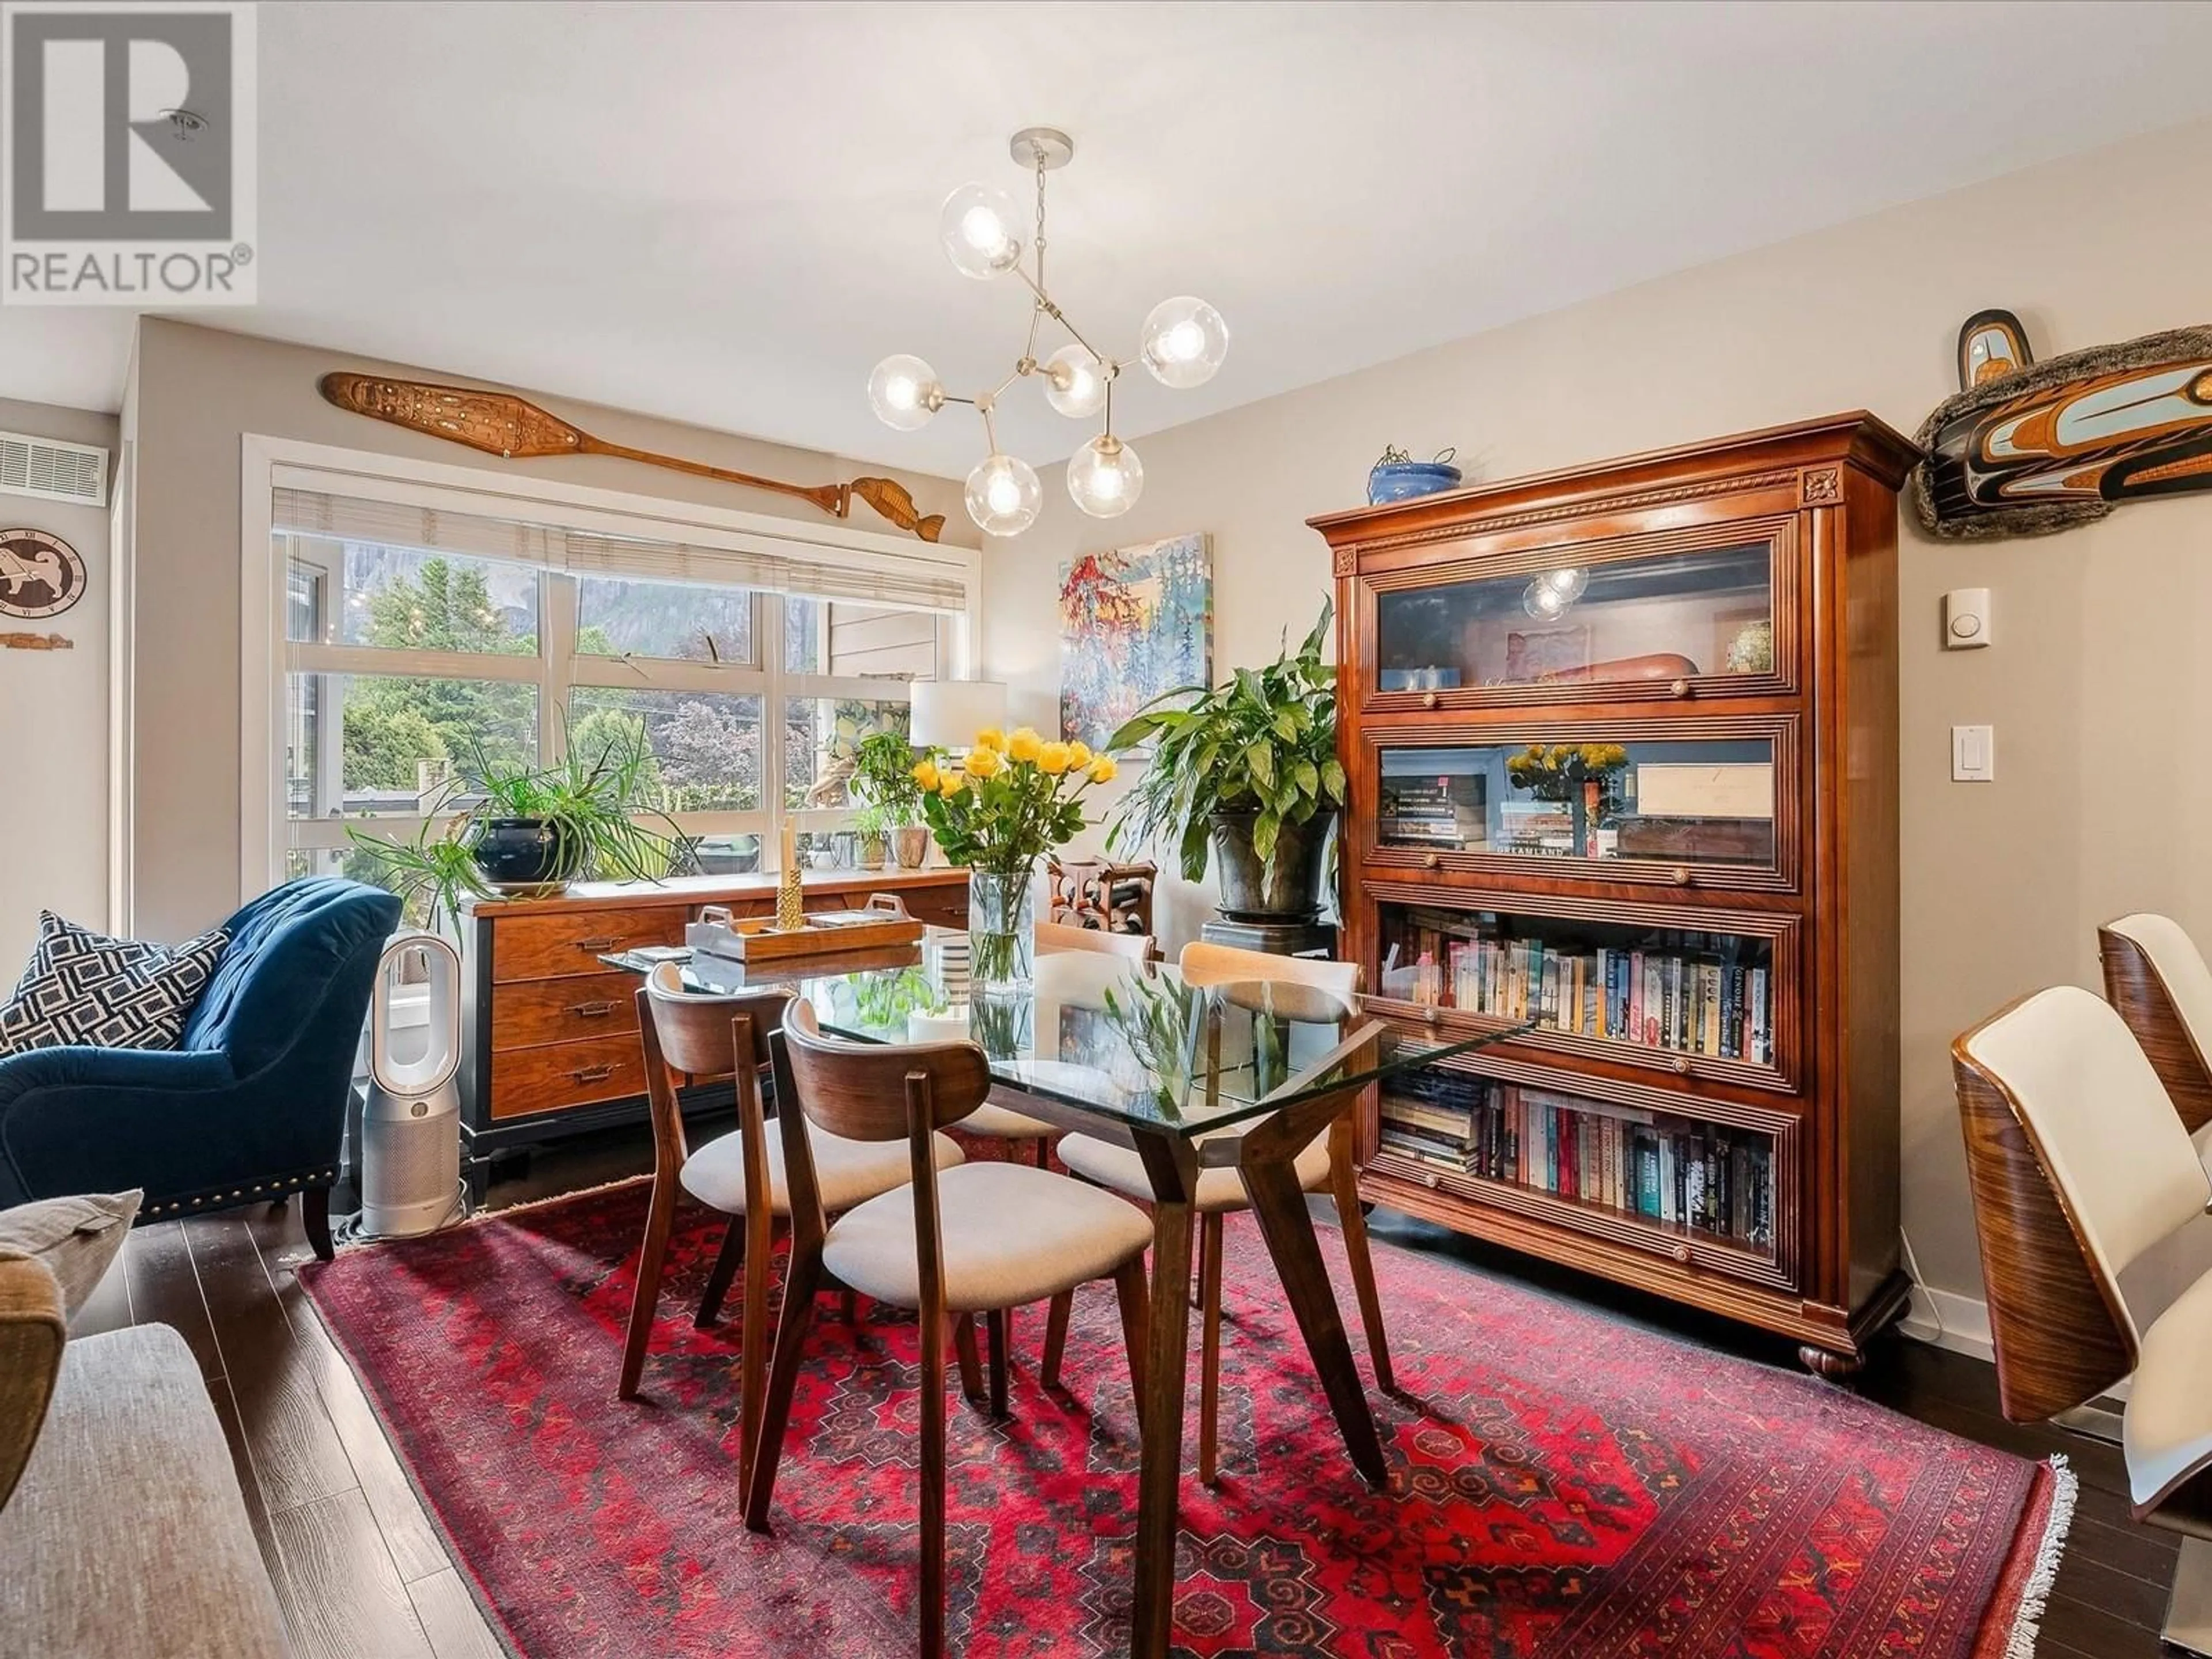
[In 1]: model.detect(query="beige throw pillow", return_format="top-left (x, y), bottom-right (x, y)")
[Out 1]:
top-left (0, 1191), bottom-right (142, 1322)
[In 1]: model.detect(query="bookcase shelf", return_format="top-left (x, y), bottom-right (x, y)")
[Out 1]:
top-left (1313, 414), bottom-right (1916, 1374)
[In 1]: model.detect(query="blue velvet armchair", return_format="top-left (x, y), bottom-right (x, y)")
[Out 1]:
top-left (0, 879), bottom-right (400, 1259)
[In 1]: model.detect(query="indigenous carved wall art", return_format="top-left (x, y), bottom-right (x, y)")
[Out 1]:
top-left (1913, 315), bottom-right (2212, 540)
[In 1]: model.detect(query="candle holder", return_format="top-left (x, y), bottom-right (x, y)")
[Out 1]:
top-left (777, 862), bottom-right (805, 931)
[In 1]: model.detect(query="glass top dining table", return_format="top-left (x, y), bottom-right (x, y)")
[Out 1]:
top-left (609, 926), bottom-right (1521, 1659)
top-left (643, 927), bottom-right (1516, 1141)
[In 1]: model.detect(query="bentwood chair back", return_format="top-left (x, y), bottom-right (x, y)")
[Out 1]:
top-left (1036, 919), bottom-right (1155, 962)
top-left (749, 1001), bottom-right (1153, 1658)
top-left (2101, 914), bottom-right (2212, 1158)
top-left (1954, 986), bottom-right (2212, 1656)
top-left (1056, 938), bottom-right (1380, 1485)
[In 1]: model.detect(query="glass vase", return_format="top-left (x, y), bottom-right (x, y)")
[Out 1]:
top-left (968, 867), bottom-right (1036, 992)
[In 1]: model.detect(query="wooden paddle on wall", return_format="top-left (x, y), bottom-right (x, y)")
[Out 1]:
top-left (318, 373), bottom-right (946, 542)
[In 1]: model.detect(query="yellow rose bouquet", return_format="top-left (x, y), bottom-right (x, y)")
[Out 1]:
top-left (914, 726), bottom-right (1116, 877)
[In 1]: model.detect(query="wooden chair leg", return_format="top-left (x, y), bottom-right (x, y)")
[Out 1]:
top-left (302, 1184), bottom-right (334, 1263)
top-left (1190, 1213), bottom-right (1207, 1309)
top-left (920, 1296), bottom-right (949, 1658)
top-left (743, 1240), bottom-right (823, 1531)
top-left (695, 1214), bottom-right (744, 1328)
top-left (618, 1172), bottom-right (679, 1401)
top-left (1331, 1147), bottom-right (1394, 1391)
top-left (1111, 1256), bottom-right (1150, 1431)
top-left (839, 1289), bottom-right (858, 1324)
top-left (986, 1308), bottom-right (1010, 1419)
top-left (736, 1210), bottom-right (775, 1493)
top-left (1199, 1212), bottom-right (1225, 1485)
top-left (952, 1313), bottom-right (986, 1404)
top-left (1040, 1290), bottom-right (1073, 1390)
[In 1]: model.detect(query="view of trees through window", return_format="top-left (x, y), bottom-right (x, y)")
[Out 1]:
top-left (283, 538), bottom-right (930, 893)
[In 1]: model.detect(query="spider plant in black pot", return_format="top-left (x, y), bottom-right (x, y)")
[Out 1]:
top-left (1105, 602), bottom-right (1345, 924)
top-left (346, 721), bottom-right (684, 931)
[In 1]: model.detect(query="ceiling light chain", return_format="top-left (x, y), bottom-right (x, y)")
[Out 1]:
top-left (866, 126), bottom-right (1230, 537)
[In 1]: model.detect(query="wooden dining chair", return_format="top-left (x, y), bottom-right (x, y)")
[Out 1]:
top-left (745, 1000), bottom-right (1154, 1658)
top-left (1953, 985), bottom-right (2212, 1655)
top-left (1055, 939), bottom-right (1384, 1484)
top-left (2100, 912), bottom-right (2212, 1173)
top-left (1036, 918), bottom-right (1156, 961)
top-left (620, 966), bottom-right (965, 1486)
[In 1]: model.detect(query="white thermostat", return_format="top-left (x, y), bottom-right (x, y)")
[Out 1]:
top-left (1942, 588), bottom-right (1991, 649)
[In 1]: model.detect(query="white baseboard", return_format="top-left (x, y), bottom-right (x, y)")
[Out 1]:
top-left (1897, 1282), bottom-right (1995, 1362)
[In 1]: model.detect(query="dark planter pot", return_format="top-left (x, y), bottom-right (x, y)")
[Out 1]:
top-left (471, 817), bottom-right (584, 893)
top-left (1209, 809), bottom-right (1338, 924)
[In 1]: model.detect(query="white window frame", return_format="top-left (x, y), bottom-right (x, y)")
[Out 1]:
top-left (239, 434), bottom-right (979, 898)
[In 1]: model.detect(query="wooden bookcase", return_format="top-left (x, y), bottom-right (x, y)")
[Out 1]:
top-left (1309, 413), bottom-right (1918, 1372)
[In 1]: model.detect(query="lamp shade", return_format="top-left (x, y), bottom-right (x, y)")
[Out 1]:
top-left (910, 679), bottom-right (1010, 749)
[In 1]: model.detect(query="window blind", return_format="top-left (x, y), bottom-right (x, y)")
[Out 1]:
top-left (271, 485), bottom-right (971, 613)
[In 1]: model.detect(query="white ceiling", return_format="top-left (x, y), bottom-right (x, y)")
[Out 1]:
top-left (7, 0), bottom-right (2212, 478)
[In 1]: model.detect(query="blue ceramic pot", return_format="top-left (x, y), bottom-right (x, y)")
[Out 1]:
top-left (471, 817), bottom-right (584, 891)
top-left (1368, 460), bottom-right (1464, 505)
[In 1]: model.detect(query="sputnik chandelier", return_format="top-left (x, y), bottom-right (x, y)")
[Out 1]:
top-left (868, 127), bottom-right (1229, 537)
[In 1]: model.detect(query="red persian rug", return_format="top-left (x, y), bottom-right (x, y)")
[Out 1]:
top-left (301, 1178), bottom-right (2069, 1658)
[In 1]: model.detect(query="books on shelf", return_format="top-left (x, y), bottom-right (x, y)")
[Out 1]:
top-left (1377, 1073), bottom-right (1775, 1249)
top-left (1391, 910), bottom-right (1772, 1065)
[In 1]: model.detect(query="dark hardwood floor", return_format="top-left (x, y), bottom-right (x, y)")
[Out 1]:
top-left (71, 1126), bottom-right (2176, 1659)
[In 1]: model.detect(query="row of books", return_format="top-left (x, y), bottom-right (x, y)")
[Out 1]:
top-left (1377, 1070), bottom-right (1774, 1248)
top-left (1391, 915), bottom-right (1773, 1064)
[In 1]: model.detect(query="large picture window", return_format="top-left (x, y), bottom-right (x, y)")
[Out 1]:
top-left (255, 452), bottom-right (976, 907)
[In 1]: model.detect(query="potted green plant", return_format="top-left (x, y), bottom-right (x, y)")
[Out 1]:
top-left (346, 721), bottom-right (684, 931)
top-left (1106, 603), bottom-right (1346, 924)
top-left (850, 728), bottom-right (931, 869)
top-left (851, 802), bottom-right (892, 869)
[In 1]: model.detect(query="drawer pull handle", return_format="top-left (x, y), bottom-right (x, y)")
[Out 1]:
top-left (567, 1000), bottom-right (618, 1018)
top-left (574, 936), bottom-right (620, 952)
top-left (1422, 853), bottom-right (1441, 870)
top-left (1669, 677), bottom-right (1692, 699)
top-left (1671, 866), bottom-right (1692, 887)
top-left (1672, 1056), bottom-right (1693, 1077)
top-left (1423, 1170), bottom-right (1442, 1190)
top-left (1421, 691), bottom-right (1440, 710)
top-left (1671, 1244), bottom-right (1692, 1267)
top-left (570, 1063), bottom-right (616, 1084)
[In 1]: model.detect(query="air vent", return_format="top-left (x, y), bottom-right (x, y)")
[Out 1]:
top-left (0, 430), bottom-right (109, 508)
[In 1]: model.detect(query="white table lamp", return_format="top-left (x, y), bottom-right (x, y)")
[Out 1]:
top-left (911, 679), bottom-right (1009, 750)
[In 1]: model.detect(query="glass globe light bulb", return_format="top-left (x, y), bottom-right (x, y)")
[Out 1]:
top-left (1066, 434), bottom-right (1144, 518)
top-left (1522, 577), bottom-right (1571, 620)
top-left (1042, 344), bottom-right (1108, 419)
top-left (964, 452), bottom-right (1041, 537)
top-left (937, 183), bottom-right (1025, 281)
top-left (867, 354), bottom-right (944, 431)
top-left (1139, 296), bottom-right (1229, 389)
top-left (1544, 566), bottom-right (1589, 601)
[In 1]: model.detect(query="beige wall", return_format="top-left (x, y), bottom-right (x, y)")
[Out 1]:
top-left (122, 319), bottom-right (971, 943)
top-left (982, 118), bottom-right (2212, 1323)
top-left (0, 398), bottom-right (116, 971)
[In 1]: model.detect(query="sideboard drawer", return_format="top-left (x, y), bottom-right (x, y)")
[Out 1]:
top-left (490, 972), bottom-right (641, 1051)
top-left (491, 910), bottom-right (685, 982)
top-left (489, 1033), bottom-right (649, 1119)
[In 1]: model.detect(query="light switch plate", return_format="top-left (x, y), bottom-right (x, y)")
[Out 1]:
top-left (1952, 725), bottom-right (1994, 782)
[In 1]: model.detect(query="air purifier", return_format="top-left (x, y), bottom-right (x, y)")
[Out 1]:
top-left (357, 931), bottom-right (466, 1239)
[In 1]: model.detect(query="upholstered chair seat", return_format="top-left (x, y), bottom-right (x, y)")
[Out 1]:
top-left (824, 1160), bottom-right (1153, 1312)
top-left (1057, 1127), bottom-right (1332, 1214)
top-left (681, 1120), bottom-right (962, 1215)
top-left (960, 1090), bottom-right (1056, 1141)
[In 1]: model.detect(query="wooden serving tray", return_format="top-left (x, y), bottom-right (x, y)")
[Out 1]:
top-left (685, 899), bottom-right (924, 963)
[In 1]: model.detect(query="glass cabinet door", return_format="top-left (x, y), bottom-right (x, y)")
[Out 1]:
top-left (1376, 733), bottom-right (1785, 883)
top-left (1370, 898), bottom-right (1794, 1086)
top-left (1373, 539), bottom-right (1781, 702)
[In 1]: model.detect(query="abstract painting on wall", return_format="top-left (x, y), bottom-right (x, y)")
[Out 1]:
top-left (1058, 532), bottom-right (1213, 749)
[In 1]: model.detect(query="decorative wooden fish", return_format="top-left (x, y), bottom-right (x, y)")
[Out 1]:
top-left (1913, 317), bottom-right (2212, 540)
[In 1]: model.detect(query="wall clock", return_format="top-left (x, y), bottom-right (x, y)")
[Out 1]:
top-left (0, 529), bottom-right (87, 619)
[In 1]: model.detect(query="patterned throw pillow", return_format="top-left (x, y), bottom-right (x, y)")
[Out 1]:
top-left (0, 912), bottom-right (229, 1057)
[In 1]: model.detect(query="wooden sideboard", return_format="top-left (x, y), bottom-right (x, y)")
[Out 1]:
top-left (460, 869), bottom-right (968, 1185)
